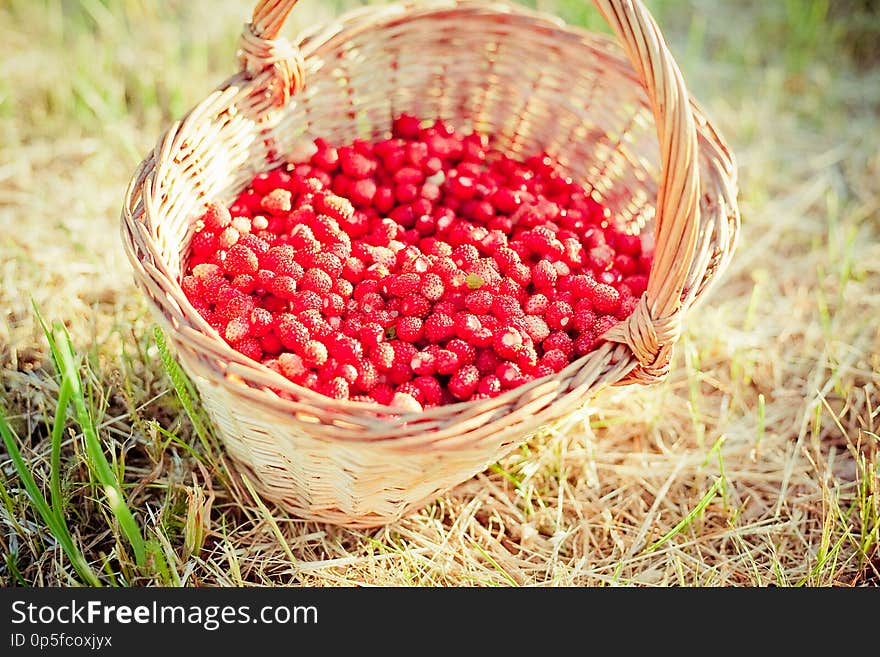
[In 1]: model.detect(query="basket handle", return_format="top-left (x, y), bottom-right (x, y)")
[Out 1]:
top-left (238, 0), bottom-right (306, 107)
top-left (593, 0), bottom-right (700, 382)
top-left (239, 0), bottom-right (699, 381)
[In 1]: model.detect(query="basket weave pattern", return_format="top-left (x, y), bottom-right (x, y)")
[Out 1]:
top-left (121, 0), bottom-right (738, 527)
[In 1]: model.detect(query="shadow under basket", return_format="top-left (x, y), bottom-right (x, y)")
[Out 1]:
top-left (121, 0), bottom-right (739, 528)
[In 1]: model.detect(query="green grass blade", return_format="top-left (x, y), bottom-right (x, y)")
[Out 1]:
top-left (0, 407), bottom-right (100, 586)
top-left (153, 326), bottom-right (214, 455)
top-left (49, 377), bottom-right (72, 521)
top-left (51, 322), bottom-right (147, 568)
top-left (645, 478), bottom-right (722, 554)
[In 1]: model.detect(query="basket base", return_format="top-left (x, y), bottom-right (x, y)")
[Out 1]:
top-left (229, 458), bottom-right (450, 529)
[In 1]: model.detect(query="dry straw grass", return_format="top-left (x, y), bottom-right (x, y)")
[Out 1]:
top-left (1, 0), bottom-right (878, 586)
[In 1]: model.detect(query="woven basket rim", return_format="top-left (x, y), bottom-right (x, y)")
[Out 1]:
top-left (121, 0), bottom-right (739, 447)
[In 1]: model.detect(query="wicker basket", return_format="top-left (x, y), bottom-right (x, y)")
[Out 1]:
top-left (121, 0), bottom-right (739, 527)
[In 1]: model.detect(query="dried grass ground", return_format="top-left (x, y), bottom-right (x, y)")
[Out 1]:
top-left (0, 0), bottom-right (878, 586)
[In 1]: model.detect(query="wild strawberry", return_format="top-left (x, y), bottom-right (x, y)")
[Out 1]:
top-left (260, 188), bottom-right (292, 214)
top-left (543, 331), bottom-right (574, 358)
top-left (218, 226), bottom-right (240, 249)
top-left (413, 376), bottom-right (442, 406)
top-left (521, 315), bottom-right (550, 342)
top-left (323, 377), bottom-right (349, 400)
top-left (545, 300), bottom-right (574, 330)
top-left (236, 338), bottom-right (263, 361)
top-left (492, 295), bottom-right (523, 321)
top-left (222, 244), bottom-right (258, 276)
top-left (624, 274), bottom-right (648, 297)
top-left (290, 290), bottom-right (323, 313)
top-left (397, 316), bottom-right (424, 343)
top-left (348, 178), bottom-right (377, 207)
top-left (419, 273), bottom-right (444, 301)
top-left (300, 268), bottom-right (333, 295)
top-left (453, 312), bottom-right (482, 342)
top-left (616, 295), bottom-right (639, 320)
top-left (496, 362), bottom-right (526, 389)
top-left (475, 348), bottom-right (501, 375)
top-left (387, 273), bottom-right (421, 297)
top-left (225, 316), bottom-right (251, 344)
top-left (329, 334), bottom-right (363, 363)
top-left (398, 293), bottom-right (431, 318)
top-left (370, 384), bottom-right (395, 405)
top-left (532, 260), bottom-right (557, 289)
top-left (392, 114), bottom-right (422, 139)
top-left (410, 350), bottom-right (437, 376)
top-left (493, 247), bottom-right (520, 274)
top-left (312, 141), bottom-right (339, 171)
top-left (276, 315), bottom-right (309, 352)
top-left (452, 243), bottom-right (479, 268)
top-left (278, 352), bottom-right (307, 381)
top-left (203, 201), bottom-right (232, 231)
top-left (396, 381), bottom-right (424, 404)
top-left (263, 245), bottom-right (303, 279)
top-left (424, 313), bottom-right (456, 343)
top-left (268, 275), bottom-right (297, 300)
top-left (434, 349), bottom-right (461, 376)
top-left (464, 289), bottom-right (493, 314)
top-left (477, 375), bottom-right (501, 396)
top-left (301, 340), bottom-right (328, 367)
top-left (249, 308), bottom-right (274, 337)
top-left (342, 257), bottom-right (366, 283)
top-left (446, 338), bottom-right (476, 365)
top-left (573, 332), bottom-right (596, 356)
top-left (493, 326), bottom-right (523, 359)
top-left (371, 342), bottom-right (395, 371)
top-left (390, 391), bottom-right (422, 413)
top-left (589, 283), bottom-right (621, 314)
top-left (339, 150), bottom-right (376, 179)
top-left (524, 293), bottom-right (549, 316)
top-left (192, 230), bottom-right (219, 257)
top-left (314, 192), bottom-right (355, 222)
top-left (355, 358), bottom-right (379, 391)
top-left (217, 293), bottom-right (255, 323)
top-left (449, 365), bottom-right (479, 400)
top-left (541, 349), bottom-right (568, 372)
top-left (470, 326), bottom-right (494, 348)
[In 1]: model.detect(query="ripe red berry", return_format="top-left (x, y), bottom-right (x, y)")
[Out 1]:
top-left (329, 335), bottom-right (363, 363)
top-left (493, 327), bottom-right (523, 359)
top-left (324, 377), bottom-right (350, 400)
top-left (413, 376), bottom-right (442, 406)
top-left (260, 188), bottom-right (292, 214)
top-left (396, 316), bottom-right (424, 343)
top-left (371, 342), bottom-right (395, 371)
top-left (446, 338), bottom-right (476, 365)
top-left (424, 313), bottom-right (456, 343)
top-left (545, 301), bottom-right (574, 330)
top-left (300, 268), bottom-right (333, 295)
top-left (434, 349), bottom-right (461, 376)
top-left (589, 283), bottom-right (622, 314)
top-left (532, 260), bottom-right (557, 289)
top-left (302, 340), bottom-right (328, 367)
top-left (203, 201), bottom-right (232, 231)
top-left (521, 315), bottom-right (550, 342)
top-left (223, 244), bottom-right (259, 276)
top-left (410, 350), bottom-right (437, 376)
top-left (541, 349), bottom-right (568, 372)
top-left (276, 315), bottom-right (310, 352)
top-left (496, 362), bottom-right (526, 389)
top-left (449, 365), bottom-right (480, 400)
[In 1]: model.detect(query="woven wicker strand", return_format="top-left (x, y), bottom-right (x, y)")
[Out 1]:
top-left (121, 0), bottom-right (739, 527)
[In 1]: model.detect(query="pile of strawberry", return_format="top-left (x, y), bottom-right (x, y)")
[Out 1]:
top-left (182, 115), bottom-right (651, 411)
